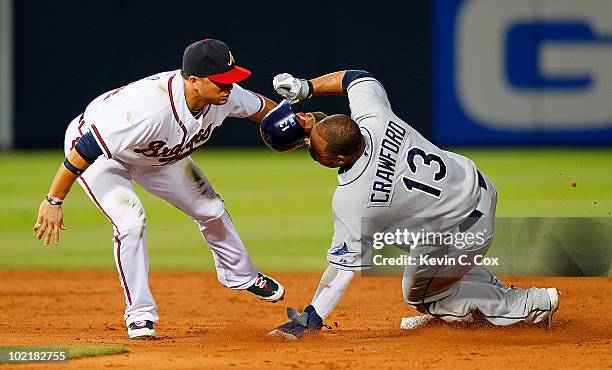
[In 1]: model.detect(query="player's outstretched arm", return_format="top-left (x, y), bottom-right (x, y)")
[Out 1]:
top-left (33, 132), bottom-right (102, 246)
top-left (248, 94), bottom-right (278, 123)
top-left (310, 265), bottom-right (354, 317)
top-left (33, 149), bottom-right (86, 246)
top-left (273, 70), bottom-right (379, 103)
top-left (273, 71), bottom-right (347, 102)
top-left (269, 265), bottom-right (354, 340)
top-left (309, 71), bottom-right (348, 96)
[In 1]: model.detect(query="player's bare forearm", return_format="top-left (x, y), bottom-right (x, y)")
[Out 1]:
top-left (249, 95), bottom-right (278, 123)
top-left (48, 149), bottom-right (89, 198)
top-left (310, 71), bottom-right (347, 96)
top-left (33, 149), bottom-right (91, 246)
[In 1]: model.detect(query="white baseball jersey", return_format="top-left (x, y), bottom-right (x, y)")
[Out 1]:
top-left (68, 69), bottom-right (264, 166)
top-left (327, 76), bottom-right (481, 270)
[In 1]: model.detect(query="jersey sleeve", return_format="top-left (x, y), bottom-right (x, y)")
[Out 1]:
top-left (88, 112), bottom-right (153, 159)
top-left (226, 84), bottom-right (265, 118)
top-left (327, 216), bottom-right (373, 271)
top-left (344, 71), bottom-right (392, 122)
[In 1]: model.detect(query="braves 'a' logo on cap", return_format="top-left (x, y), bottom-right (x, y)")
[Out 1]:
top-left (228, 51), bottom-right (235, 66)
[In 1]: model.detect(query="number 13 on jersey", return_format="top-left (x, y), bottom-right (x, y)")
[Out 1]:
top-left (402, 147), bottom-right (447, 198)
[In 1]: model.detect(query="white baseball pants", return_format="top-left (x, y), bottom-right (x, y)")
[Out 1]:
top-left (65, 124), bottom-right (258, 327)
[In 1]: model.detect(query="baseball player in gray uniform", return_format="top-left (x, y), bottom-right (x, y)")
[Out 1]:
top-left (262, 70), bottom-right (560, 340)
top-left (32, 39), bottom-right (285, 339)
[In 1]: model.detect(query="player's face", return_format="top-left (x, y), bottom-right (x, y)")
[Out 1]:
top-left (195, 77), bottom-right (234, 105)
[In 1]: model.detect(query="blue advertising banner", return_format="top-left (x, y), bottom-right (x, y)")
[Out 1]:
top-left (433, 0), bottom-right (612, 145)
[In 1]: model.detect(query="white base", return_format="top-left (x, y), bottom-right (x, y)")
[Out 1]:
top-left (400, 315), bottom-right (435, 330)
top-left (545, 287), bottom-right (560, 329)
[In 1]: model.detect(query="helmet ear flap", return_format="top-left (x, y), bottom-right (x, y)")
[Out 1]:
top-left (260, 100), bottom-right (307, 152)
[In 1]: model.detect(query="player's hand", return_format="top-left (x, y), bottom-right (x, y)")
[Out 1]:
top-left (273, 73), bottom-right (312, 103)
top-left (296, 112), bottom-right (327, 135)
top-left (267, 306), bottom-right (325, 340)
top-left (33, 199), bottom-right (66, 246)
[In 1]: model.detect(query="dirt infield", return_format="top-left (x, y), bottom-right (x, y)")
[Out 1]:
top-left (0, 271), bottom-right (610, 369)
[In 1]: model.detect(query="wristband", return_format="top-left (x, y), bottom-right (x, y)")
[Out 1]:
top-left (63, 158), bottom-right (85, 176)
top-left (45, 195), bottom-right (64, 206)
top-left (306, 80), bottom-right (314, 98)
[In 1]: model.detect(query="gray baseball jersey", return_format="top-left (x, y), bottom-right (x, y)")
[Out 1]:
top-left (328, 76), bottom-right (481, 270)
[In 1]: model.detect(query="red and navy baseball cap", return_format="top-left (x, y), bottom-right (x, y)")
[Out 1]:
top-left (181, 39), bottom-right (252, 84)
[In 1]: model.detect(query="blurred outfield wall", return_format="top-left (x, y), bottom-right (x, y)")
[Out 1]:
top-left (433, 0), bottom-right (612, 145)
top-left (1, 0), bottom-right (611, 149)
top-left (7, 1), bottom-right (430, 149)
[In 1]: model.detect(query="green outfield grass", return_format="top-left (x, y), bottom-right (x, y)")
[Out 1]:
top-left (66, 345), bottom-right (129, 360)
top-left (1, 148), bottom-right (610, 271)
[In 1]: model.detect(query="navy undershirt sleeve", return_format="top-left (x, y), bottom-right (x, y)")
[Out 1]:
top-left (342, 70), bottom-right (374, 94)
top-left (74, 131), bottom-right (103, 164)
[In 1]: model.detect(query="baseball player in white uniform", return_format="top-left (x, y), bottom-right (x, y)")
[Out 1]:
top-left (33, 39), bottom-right (285, 339)
top-left (263, 70), bottom-right (560, 340)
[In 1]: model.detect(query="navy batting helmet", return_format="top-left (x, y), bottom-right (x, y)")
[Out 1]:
top-left (260, 100), bottom-right (307, 152)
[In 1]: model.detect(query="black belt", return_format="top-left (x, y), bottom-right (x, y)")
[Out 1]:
top-left (477, 170), bottom-right (487, 191)
top-left (458, 171), bottom-right (487, 232)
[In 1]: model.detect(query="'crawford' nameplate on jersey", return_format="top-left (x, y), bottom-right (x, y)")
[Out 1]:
top-left (367, 120), bottom-right (407, 207)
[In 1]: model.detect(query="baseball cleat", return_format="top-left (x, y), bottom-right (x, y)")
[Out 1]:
top-left (545, 288), bottom-right (560, 329)
top-left (128, 320), bottom-right (157, 339)
top-left (246, 273), bottom-right (285, 302)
